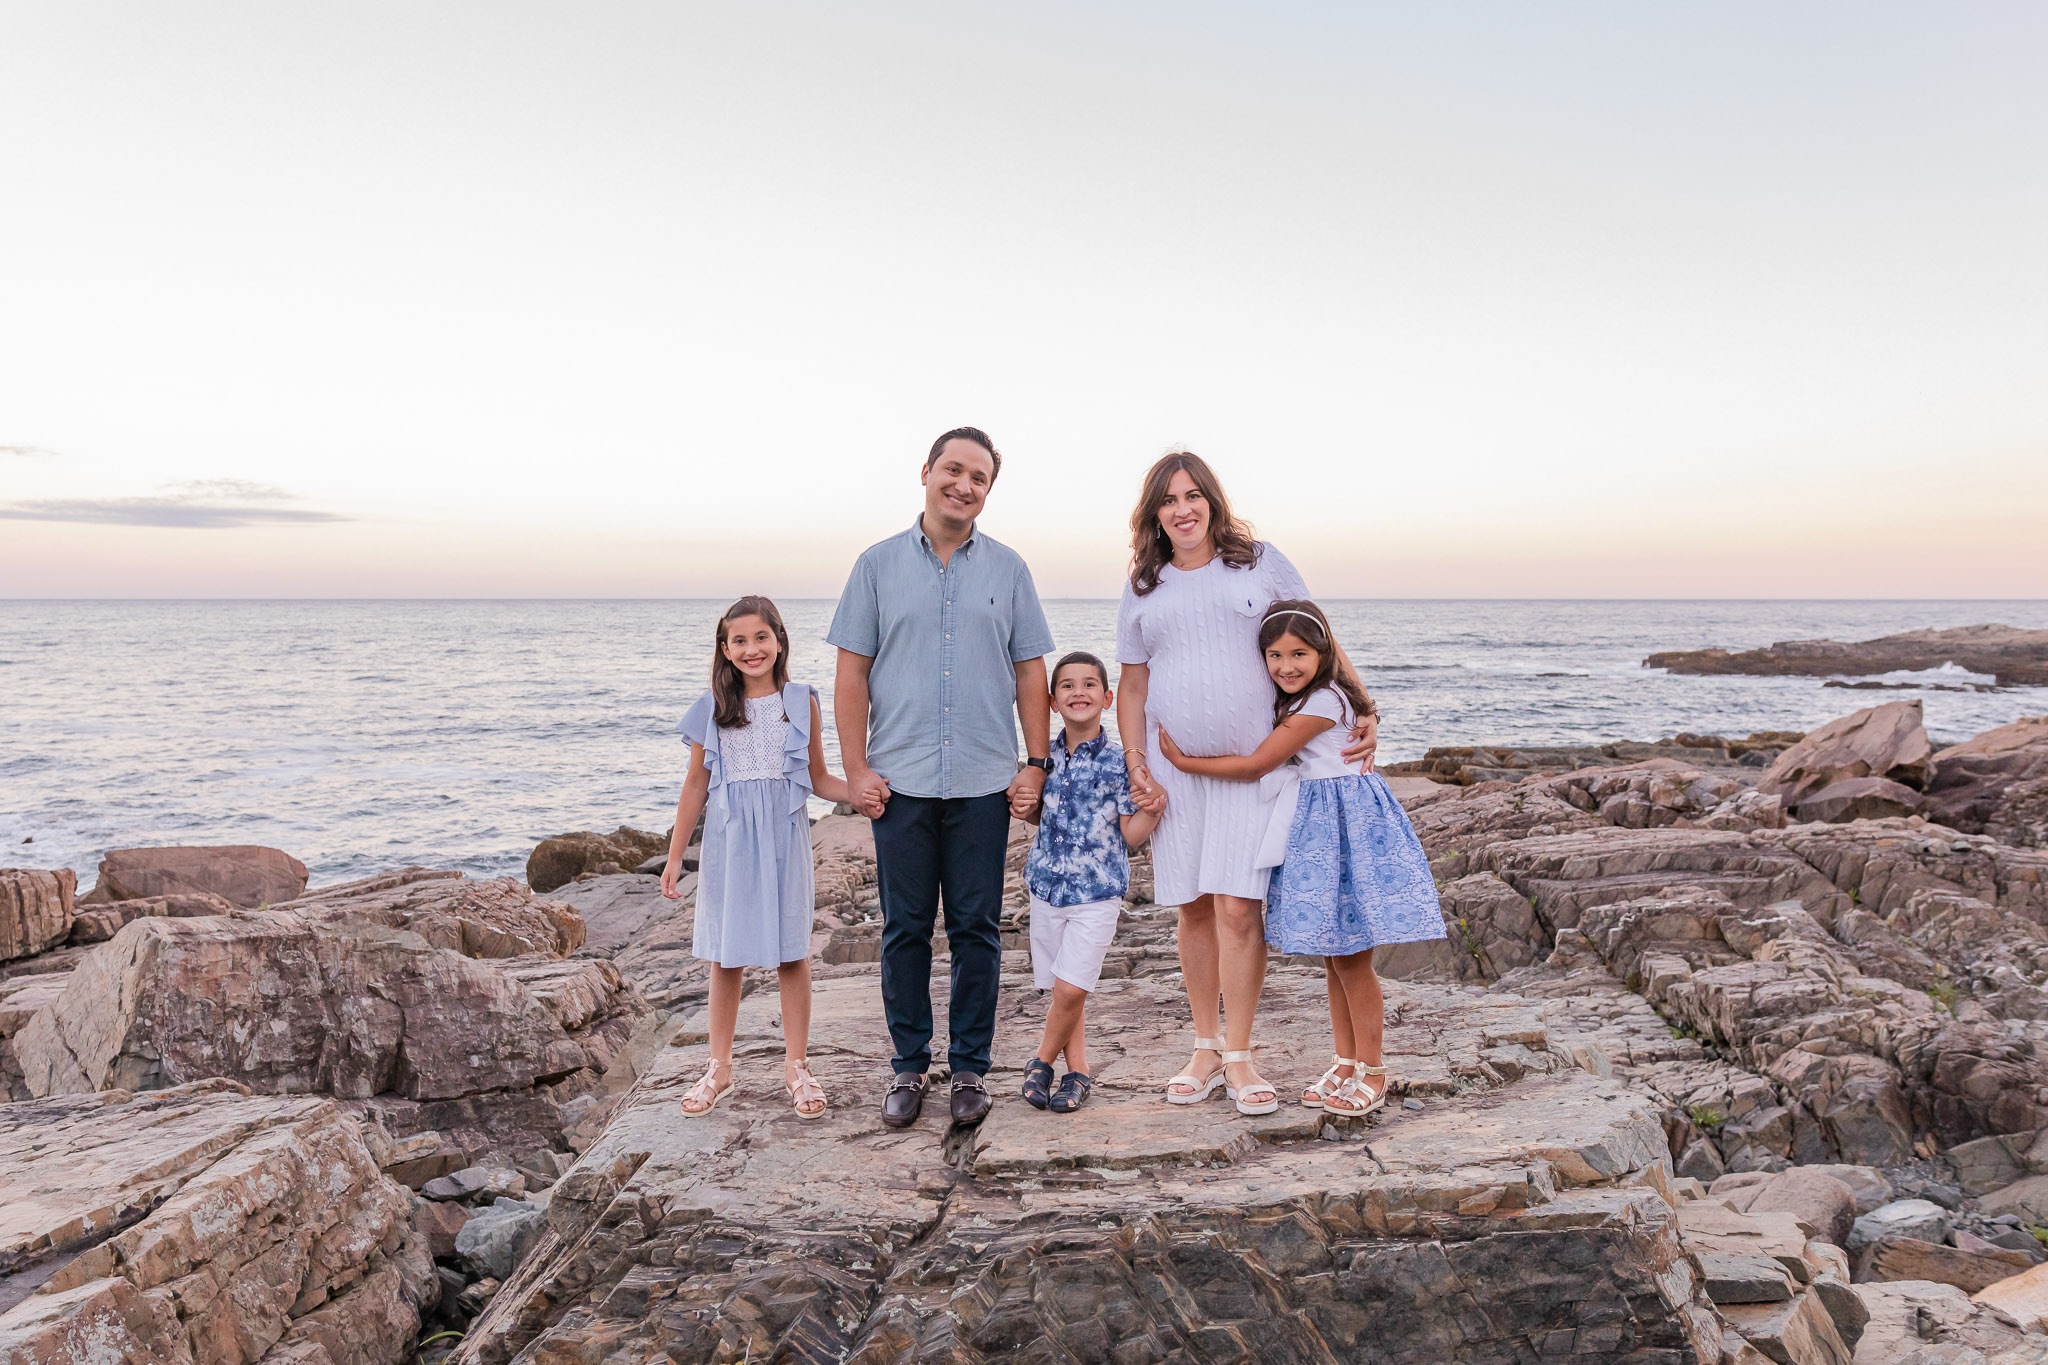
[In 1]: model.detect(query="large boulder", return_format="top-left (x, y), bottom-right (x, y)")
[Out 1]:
top-left (1755, 700), bottom-right (1933, 808)
top-left (13, 873), bottom-right (632, 1105)
top-left (1925, 714), bottom-right (2048, 848)
top-left (525, 826), bottom-right (669, 893)
top-left (82, 843), bottom-right (308, 909)
top-left (0, 1080), bottom-right (437, 1364)
top-left (0, 867), bottom-right (73, 962)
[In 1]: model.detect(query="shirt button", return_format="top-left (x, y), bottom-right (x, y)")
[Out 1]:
top-left (944, 739), bottom-right (951, 745)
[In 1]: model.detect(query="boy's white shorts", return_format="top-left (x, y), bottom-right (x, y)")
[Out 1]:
top-left (1028, 894), bottom-right (1122, 993)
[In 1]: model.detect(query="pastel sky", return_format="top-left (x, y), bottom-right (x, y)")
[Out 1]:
top-left (2, 3), bottom-right (2044, 599)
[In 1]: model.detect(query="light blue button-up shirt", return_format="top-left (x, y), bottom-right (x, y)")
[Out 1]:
top-left (828, 516), bottom-right (1055, 800)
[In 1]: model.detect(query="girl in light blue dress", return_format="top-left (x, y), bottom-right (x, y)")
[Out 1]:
top-left (660, 595), bottom-right (851, 1121)
top-left (1158, 599), bottom-right (1445, 1120)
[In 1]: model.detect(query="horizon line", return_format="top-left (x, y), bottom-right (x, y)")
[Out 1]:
top-left (5, 596), bottom-right (2048, 606)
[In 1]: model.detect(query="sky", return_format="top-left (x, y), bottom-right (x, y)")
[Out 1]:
top-left (1, 2), bottom-right (2044, 599)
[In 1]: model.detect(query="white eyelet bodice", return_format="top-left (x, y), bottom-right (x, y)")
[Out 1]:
top-left (718, 693), bottom-right (790, 782)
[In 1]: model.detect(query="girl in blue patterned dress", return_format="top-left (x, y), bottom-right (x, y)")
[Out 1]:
top-left (659, 596), bottom-right (852, 1122)
top-left (1158, 599), bottom-right (1444, 1119)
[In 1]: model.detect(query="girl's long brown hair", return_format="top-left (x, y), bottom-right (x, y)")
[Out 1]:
top-left (1127, 451), bottom-right (1261, 596)
top-left (1260, 600), bottom-right (1370, 726)
top-left (711, 595), bottom-right (792, 729)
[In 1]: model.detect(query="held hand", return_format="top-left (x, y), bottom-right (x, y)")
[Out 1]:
top-left (1007, 764), bottom-right (1047, 820)
top-left (1340, 712), bottom-right (1379, 775)
top-left (660, 856), bottom-right (684, 900)
top-left (1136, 782), bottom-right (1167, 816)
top-left (850, 766), bottom-right (891, 819)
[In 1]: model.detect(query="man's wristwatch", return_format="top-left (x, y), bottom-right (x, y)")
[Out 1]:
top-left (1024, 756), bottom-right (1053, 771)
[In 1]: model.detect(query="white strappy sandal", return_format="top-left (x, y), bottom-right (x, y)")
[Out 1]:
top-left (1323, 1062), bottom-right (1389, 1119)
top-left (1164, 1035), bottom-right (1227, 1105)
top-left (679, 1059), bottom-right (734, 1118)
top-left (1302, 1054), bottom-right (1357, 1110)
top-left (1223, 1048), bottom-right (1279, 1116)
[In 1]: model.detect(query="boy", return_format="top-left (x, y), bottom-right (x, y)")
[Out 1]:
top-left (1018, 651), bottom-right (1165, 1112)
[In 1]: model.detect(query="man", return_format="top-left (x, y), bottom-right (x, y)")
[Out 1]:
top-left (829, 426), bottom-right (1054, 1127)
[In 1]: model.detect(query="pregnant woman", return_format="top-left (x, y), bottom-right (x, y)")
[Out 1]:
top-left (1115, 452), bottom-right (1376, 1113)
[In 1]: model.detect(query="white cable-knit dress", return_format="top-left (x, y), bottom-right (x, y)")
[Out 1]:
top-left (1116, 543), bottom-right (1310, 906)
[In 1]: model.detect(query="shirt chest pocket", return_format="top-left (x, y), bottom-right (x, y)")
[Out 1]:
top-left (1232, 593), bottom-right (1266, 619)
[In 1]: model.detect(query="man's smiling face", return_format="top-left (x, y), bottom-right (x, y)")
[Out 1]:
top-left (922, 438), bottom-right (995, 532)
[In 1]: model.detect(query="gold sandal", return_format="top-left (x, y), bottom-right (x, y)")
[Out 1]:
top-left (1302, 1054), bottom-right (1357, 1109)
top-left (1324, 1063), bottom-right (1389, 1119)
top-left (785, 1058), bottom-right (827, 1120)
top-left (679, 1059), bottom-right (734, 1117)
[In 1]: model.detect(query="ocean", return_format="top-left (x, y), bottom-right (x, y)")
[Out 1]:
top-left (4, 599), bottom-right (2045, 891)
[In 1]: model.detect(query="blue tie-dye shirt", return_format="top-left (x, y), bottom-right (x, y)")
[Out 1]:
top-left (1025, 730), bottom-right (1139, 908)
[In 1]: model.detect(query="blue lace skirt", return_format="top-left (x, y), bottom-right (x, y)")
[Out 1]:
top-left (1264, 773), bottom-right (1447, 957)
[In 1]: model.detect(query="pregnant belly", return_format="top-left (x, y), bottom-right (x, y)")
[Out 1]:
top-left (1148, 661), bottom-right (1275, 752)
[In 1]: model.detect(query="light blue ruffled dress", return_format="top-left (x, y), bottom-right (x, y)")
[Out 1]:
top-left (1255, 686), bottom-right (1447, 958)
top-left (676, 681), bottom-right (817, 969)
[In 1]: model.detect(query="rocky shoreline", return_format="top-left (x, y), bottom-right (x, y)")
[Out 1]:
top-left (6, 696), bottom-right (2048, 1362)
top-left (1645, 624), bottom-right (2048, 688)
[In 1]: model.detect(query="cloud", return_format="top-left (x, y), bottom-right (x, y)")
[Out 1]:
top-left (0, 445), bottom-right (61, 458)
top-left (162, 478), bottom-right (295, 501)
top-left (0, 485), bottom-right (351, 528)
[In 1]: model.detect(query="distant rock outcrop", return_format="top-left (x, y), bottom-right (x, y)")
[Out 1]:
top-left (1645, 623), bottom-right (2048, 687)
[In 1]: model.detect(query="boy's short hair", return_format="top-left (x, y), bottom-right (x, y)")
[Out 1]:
top-left (1051, 651), bottom-right (1110, 690)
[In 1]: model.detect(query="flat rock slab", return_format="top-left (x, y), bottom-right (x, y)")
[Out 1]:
top-left (453, 968), bottom-right (1726, 1365)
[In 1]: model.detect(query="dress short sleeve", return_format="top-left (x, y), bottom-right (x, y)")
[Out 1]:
top-left (1261, 542), bottom-right (1310, 604)
top-left (677, 690), bottom-right (716, 747)
top-left (1115, 578), bottom-right (1148, 665)
top-left (1298, 686), bottom-right (1350, 728)
top-left (825, 552), bottom-right (880, 657)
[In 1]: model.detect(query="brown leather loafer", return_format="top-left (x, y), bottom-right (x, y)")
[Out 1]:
top-left (881, 1072), bottom-right (927, 1129)
top-left (950, 1071), bottom-right (991, 1125)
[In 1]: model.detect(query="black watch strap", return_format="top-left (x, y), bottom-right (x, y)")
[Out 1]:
top-left (1025, 756), bottom-right (1053, 771)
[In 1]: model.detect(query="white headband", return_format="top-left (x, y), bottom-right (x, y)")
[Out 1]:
top-left (1262, 608), bottom-right (1324, 634)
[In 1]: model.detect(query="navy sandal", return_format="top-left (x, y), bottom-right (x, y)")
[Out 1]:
top-left (1049, 1071), bottom-right (1093, 1113)
top-left (1021, 1057), bottom-right (1055, 1110)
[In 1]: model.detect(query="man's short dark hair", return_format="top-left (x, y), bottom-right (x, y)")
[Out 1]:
top-left (1051, 651), bottom-right (1110, 690)
top-left (925, 426), bottom-right (1001, 483)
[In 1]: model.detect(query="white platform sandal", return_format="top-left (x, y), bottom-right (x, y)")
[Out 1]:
top-left (1222, 1049), bottom-right (1279, 1116)
top-left (1164, 1036), bottom-right (1227, 1105)
top-left (1302, 1055), bottom-right (1357, 1110)
top-left (1323, 1062), bottom-right (1389, 1119)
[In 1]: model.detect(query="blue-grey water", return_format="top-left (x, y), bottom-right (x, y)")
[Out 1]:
top-left (3, 600), bottom-right (2045, 891)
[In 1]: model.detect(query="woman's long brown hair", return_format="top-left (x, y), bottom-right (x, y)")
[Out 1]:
top-left (1259, 600), bottom-right (1371, 726)
top-left (711, 595), bottom-right (792, 729)
top-left (1127, 451), bottom-right (1261, 596)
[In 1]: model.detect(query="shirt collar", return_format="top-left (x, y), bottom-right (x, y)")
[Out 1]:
top-left (912, 513), bottom-right (976, 560)
top-left (1057, 729), bottom-right (1109, 764)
